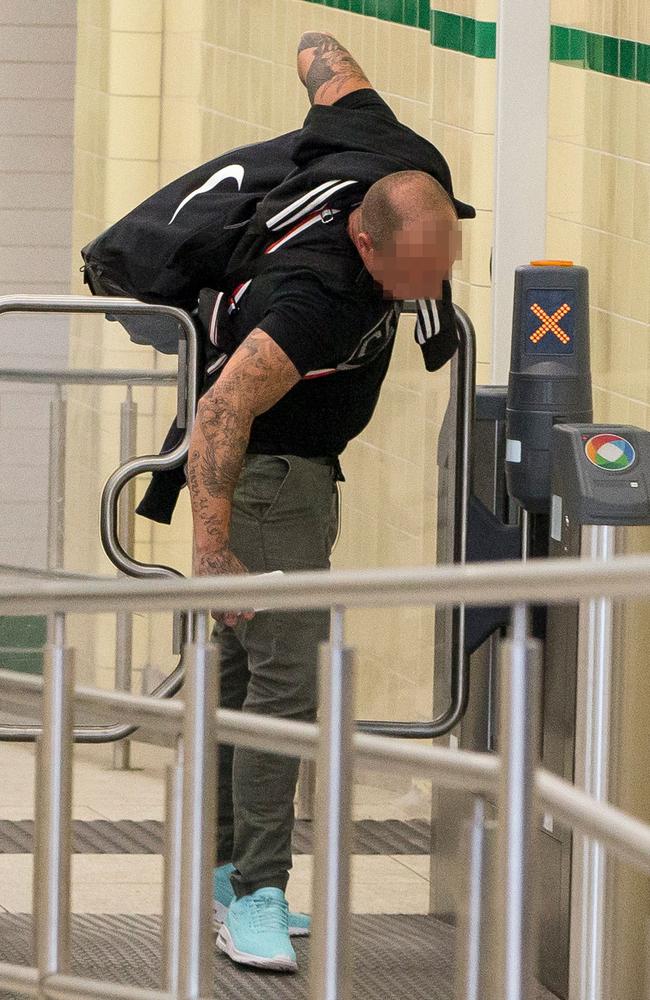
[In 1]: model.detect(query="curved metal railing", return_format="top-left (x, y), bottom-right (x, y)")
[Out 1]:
top-left (358, 303), bottom-right (475, 738)
top-left (0, 295), bottom-right (199, 743)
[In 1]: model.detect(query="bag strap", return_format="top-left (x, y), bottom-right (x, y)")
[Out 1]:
top-left (222, 205), bottom-right (349, 292)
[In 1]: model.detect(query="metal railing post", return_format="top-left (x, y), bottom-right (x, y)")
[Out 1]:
top-left (113, 387), bottom-right (138, 770)
top-left (47, 388), bottom-right (67, 573)
top-left (177, 612), bottom-right (218, 1000)
top-left (495, 603), bottom-right (542, 1000)
top-left (162, 742), bottom-right (184, 994)
top-left (568, 525), bottom-right (616, 1000)
top-left (33, 612), bottom-right (74, 979)
top-left (311, 606), bottom-right (355, 1000)
top-left (456, 796), bottom-right (497, 1000)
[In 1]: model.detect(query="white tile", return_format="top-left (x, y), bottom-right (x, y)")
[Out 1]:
top-left (0, 137), bottom-right (74, 175)
top-left (77, 800), bottom-right (166, 822)
top-left (0, 805), bottom-right (109, 821)
top-left (0, 245), bottom-right (73, 285)
top-left (0, 1), bottom-right (76, 25)
top-left (0, 209), bottom-right (72, 247)
top-left (287, 855), bottom-right (431, 915)
top-left (0, 174), bottom-right (73, 212)
top-left (0, 861), bottom-right (164, 914)
top-left (0, 26), bottom-right (76, 62)
top-left (0, 314), bottom-right (70, 359)
top-left (0, 282), bottom-right (71, 298)
top-left (0, 393), bottom-right (52, 431)
top-left (0, 531), bottom-right (45, 568)
top-left (72, 855), bottom-right (163, 884)
top-left (390, 855), bottom-right (431, 881)
top-left (0, 463), bottom-right (48, 503)
top-left (0, 64), bottom-right (76, 102)
top-left (353, 777), bottom-right (432, 821)
top-left (0, 100), bottom-right (74, 137)
top-left (70, 882), bottom-right (163, 914)
top-left (0, 429), bottom-right (49, 465)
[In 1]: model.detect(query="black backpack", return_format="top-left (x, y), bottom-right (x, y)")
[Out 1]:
top-left (81, 93), bottom-right (475, 357)
top-left (81, 131), bottom-right (300, 353)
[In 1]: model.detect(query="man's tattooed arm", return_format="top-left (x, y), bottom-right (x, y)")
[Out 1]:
top-left (187, 328), bottom-right (300, 582)
top-left (297, 31), bottom-right (372, 106)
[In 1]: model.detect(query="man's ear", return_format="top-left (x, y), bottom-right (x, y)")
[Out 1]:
top-left (356, 231), bottom-right (374, 257)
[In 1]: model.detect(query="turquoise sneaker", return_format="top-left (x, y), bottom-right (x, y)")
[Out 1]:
top-left (216, 887), bottom-right (297, 972)
top-left (213, 864), bottom-right (310, 937)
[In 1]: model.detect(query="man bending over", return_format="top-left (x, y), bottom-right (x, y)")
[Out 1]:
top-left (187, 31), bottom-right (468, 974)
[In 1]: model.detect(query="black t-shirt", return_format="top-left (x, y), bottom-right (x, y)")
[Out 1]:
top-left (137, 88), bottom-right (471, 523)
top-left (209, 90), bottom-right (403, 458)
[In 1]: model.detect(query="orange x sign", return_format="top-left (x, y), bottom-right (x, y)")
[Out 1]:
top-left (529, 302), bottom-right (571, 344)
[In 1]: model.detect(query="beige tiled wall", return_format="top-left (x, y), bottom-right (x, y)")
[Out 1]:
top-left (0, 0), bottom-right (77, 570)
top-left (548, 5), bottom-right (650, 995)
top-left (69, 0), bottom-right (197, 688)
top-left (547, 64), bottom-right (649, 434)
top-left (429, 0), bottom-right (497, 385)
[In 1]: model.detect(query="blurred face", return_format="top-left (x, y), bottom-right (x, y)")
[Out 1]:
top-left (361, 213), bottom-right (461, 300)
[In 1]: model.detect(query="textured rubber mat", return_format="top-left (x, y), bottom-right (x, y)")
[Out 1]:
top-left (0, 913), bottom-right (558, 1000)
top-left (0, 818), bottom-right (430, 856)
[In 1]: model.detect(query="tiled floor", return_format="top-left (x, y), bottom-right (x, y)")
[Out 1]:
top-left (0, 740), bottom-right (432, 916)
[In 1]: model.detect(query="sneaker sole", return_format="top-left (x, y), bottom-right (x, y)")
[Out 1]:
top-left (216, 924), bottom-right (298, 973)
top-left (213, 899), bottom-right (310, 938)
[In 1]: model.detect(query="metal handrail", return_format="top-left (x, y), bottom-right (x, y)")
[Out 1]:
top-left (0, 549), bottom-right (648, 616)
top-left (11, 657), bottom-right (646, 872)
top-left (0, 295), bottom-right (199, 744)
top-left (0, 367), bottom-right (177, 386)
top-left (0, 563), bottom-right (101, 580)
top-left (359, 303), bottom-right (475, 738)
top-left (1, 568), bottom-right (650, 1000)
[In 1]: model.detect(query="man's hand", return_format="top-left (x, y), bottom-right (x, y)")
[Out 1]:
top-left (297, 31), bottom-right (373, 106)
top-left (193, 545), bottom-right (253, 628)
top-left (187, 328), bottom-right (300, 625)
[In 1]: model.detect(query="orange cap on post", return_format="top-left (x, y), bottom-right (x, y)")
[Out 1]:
top-left (530, 260), bottom-right (574, 267)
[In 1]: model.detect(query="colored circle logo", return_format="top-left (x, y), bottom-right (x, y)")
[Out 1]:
top-left (585, 433), bottom-right (636, 471)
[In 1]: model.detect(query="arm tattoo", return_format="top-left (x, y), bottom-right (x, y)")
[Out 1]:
top-left (187, 331), bottom-right (299, 552)
top-left (299, 33), bottom-right (370, 105)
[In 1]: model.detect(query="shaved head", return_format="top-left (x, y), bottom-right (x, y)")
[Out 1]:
top-left (349, 170), bottom-right (461, 300)
top-left (361, 171), bottom-right (457, 252)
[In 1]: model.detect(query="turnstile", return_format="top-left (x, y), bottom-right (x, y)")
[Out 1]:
top-left (431, 264), bottom-right (650, 998)
top-left (431, 383), bottom-right (518, 918)
top-left (431, 262), bottom-right (592, 926)
top-left (539, 424), bottom-right (650, 999)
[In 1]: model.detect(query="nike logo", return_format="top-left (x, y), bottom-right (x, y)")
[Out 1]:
top-left (168, 164), bottom-right (245, 224)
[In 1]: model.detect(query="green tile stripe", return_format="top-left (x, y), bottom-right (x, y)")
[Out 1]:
top-left (302, 1), bottom-right (650, 83)
top-left (431, 13), bottom-right (649, 81)
top-left (305, 0), bottom-right (430, 30)
top-left (0, 616), bottom-right (46, 675)
top-left (550, 25), bottom-right (649, 82)
top-left (432, 10), bottom-right (496, 58)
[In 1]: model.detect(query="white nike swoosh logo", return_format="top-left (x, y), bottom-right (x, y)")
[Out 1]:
top-left (168, 164), bottom-right (245, 224)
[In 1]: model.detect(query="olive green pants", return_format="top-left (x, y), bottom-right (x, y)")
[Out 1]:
top-left (214, 453), bottom-right (338, 898)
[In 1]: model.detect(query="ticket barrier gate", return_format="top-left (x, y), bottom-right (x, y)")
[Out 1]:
top-left (431, 264), bottom-right (650, 997)
top-left (539, 423), bottom-right (650, 999)
top-left (431, 262), bottom-right (592, 926)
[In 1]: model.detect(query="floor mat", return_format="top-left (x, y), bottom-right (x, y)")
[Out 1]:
top-left (0, 818), bottom-right (431, 856)
top-left (0, 913), bottom-right (558, 1000)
